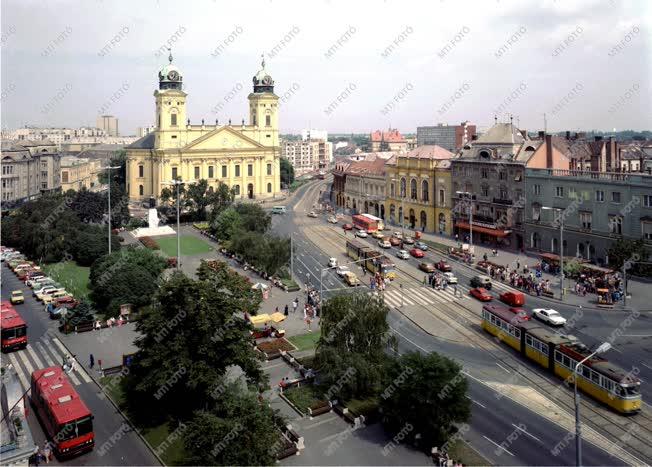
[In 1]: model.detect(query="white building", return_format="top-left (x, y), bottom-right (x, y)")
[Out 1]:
top-left (301, 129), bottom-right (328, 141)
top-left (137, 125), bottom-right (157, 137)
top-left (96, 115), bottom-right (119, 136)
top-left (282, 138), bottom-right (333, 176)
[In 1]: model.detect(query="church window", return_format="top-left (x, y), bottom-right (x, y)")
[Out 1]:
top-left (266, 115), bottom-right (271, 127)
top-left (267, 163), bottom-right (272, 175)
top-left (138, 165), bottom-right (144, 178)
top-left (234, 184), bottom-right (240, 195)
top-left (171, 113), bottom-right (177, 126)
top-left (235, 165), bottom-right (240, 177)
top-left (172, 167), bottom-right (178, 180)
top-left (222, 166), bottom-right (227, 178)
top-left (194, 166), bottom-right (200, 179)
top-left (248, 164), bottom-right (253, 177)
top-left (139, 185), bottom-right (144, 196)
top-left (253, 115), bottom-right (257, 126)
top-left (208, 166), bottom-right (214, 178)
top-left (267, 183), bottom-right (272, 193)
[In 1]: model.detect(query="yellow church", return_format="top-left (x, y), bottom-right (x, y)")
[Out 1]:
top-left (126, 51), bottom-right (281, 202)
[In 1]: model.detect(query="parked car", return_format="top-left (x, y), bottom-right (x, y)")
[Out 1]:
top-left (336, 265), bottom-right (350, 277)
top-left (36, 287), bottom-right (65, 301)
top-left (410, 248), bottom-right (425, 258)
top-left (372, 231), bottom-right (384, 239)
top-left (327, 216), bottom-right (338, 224)
top-left (533, 308), bottom-right (567, 326)
top-left (49, 306), bottom-right (69, 320)
top-left (443, 272), bottom-right (458, 284)
top-left (41, 290), bottom-right (69, 304)
top-left (27, 277), bottom-right (53, 288)
top-left (52, 296), bottom-right (78, 309)
top-left (392, 231), bottom-right (403, 239)
top-left (378, 239), bottom-right (391, 249)
top-left (435, 260), bottom-right (452, 272)
top-left (396, 250), bottom-right (410, 260)
top-left (10, 290), bottom-right (24, 305)
top-left (355, 230), bottom-right (368, 238)
top-left (389, 237), bottom-right (402, 246)
top-left (414, 241), bottom-right (429, 251)
top-left (33, 285), bottom-right (58, 297)
top-left (470, 275), bottom-right (492, 290)
top-left (307, 211), bottom-right (318, 218)
top-left (343, 271), bottom-right (361, 286)
top-left (328, 257), bottom-right (338, 268)
top-left (342, 223), bottom-right (353, 231)
top-left (403, 236), bottom-right (415, 245)
top-left (419, 262), bottom-right (435, 273)
top-left (470, 287), bottom-right (493, 302)
top-left (500, 291), bottom-right (525, 307)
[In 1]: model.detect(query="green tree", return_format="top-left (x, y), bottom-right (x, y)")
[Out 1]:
top-left (69, 188), bottom-right (106, 223)
top-left (280, 157), bottom-right (294, 187)
top-left (72, 227), bottom-right (118, 267)
top-left (207, 182), bottom-right (236, 223)
top-left (380, 352), bottom-right (471, 452)
top-left (183, 385), bottom-right (282, 466)
top-left (185, 179), bottom-right (211, 221)
top-left (235, 203), bottom-right (271, 234)
top-left (211, 207), bottom-right (242, 241)
top-left (122, 270), bottom-right (265, 424)
top-left (607, 239), bottom-right (651, 276)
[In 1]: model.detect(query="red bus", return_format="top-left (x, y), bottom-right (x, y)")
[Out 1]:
top-left (31, 366), bottom-right (94, 458)
top-left (1, 300), bottom-right (27, 352)
top-left (352, 214), bottom-right (378, 232)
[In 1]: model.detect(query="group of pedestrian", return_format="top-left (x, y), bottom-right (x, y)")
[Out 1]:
top-left (369, 272), bottom-right (388, 291)
top-left (32, 441), bottom-right (53, 465)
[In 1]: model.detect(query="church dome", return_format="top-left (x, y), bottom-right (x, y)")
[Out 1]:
top-left (252, 55), bottom-right (274, 93)
top-left (158, 49), bottom-right (183, 90)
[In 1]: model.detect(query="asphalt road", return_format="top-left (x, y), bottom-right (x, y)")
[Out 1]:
top-left (271, 179), bottom-right (625, 466)
top-left (1, 266), bottom-right (158, 466)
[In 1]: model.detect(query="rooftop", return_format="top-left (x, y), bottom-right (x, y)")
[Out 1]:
top-left (402, 145), bottom-right (455, 160)
top-left (370, 128), bottom-right (405, 143)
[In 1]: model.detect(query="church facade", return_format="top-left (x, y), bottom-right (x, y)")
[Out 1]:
top-left (126, 52), bottom-right (281, 202)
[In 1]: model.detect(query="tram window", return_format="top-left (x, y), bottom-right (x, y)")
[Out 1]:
top-left (514, 329), bottom-right (520, 338)
top-left (541, 344), bottom-right (548, 354)
top-left (625, 386), bottom-right (639, 396)
top-left (563, 355), bottom-right (571, 368)
top-left (603, 379), bottom-right (614, 392)
top-left (591, 372), bottom-right (600, 384)
top-left (555, 351), bottom-right (562, 363)
top-left (582, 366), bottom-right (591, 378)
top-left (526, 335), bottom-right (532, 346)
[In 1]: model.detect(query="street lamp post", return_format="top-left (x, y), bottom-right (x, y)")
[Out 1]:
top-left (573, 342), bottom-right (611, 466)
top-left (542, 206), bottom-right (564, 300)
top-left (104, 165), bottom-right (121, 255)
top-left (164, 179), bottom-right (187, 270)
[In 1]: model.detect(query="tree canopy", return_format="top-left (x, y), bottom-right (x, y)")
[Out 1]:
top-left (280, 157), bottom-right (294, 187)
top-left (607, 239), bottom-right (651, 276)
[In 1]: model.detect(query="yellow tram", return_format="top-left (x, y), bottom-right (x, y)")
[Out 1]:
top-left (481, 304), bottom-right (641, 414)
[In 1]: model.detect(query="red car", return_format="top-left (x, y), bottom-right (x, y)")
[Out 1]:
top-left (509, 307), bottom-right (530, 320)
top-left (342, 223), bottom-right (353, 231)
top-left (52, 296), bottom-right (78, 308)
top-left (470, 287), bottom-right (493, 301)
top-left (435, 261), bottom-right (452, 272)
top-left (389, 237), bottom-right (402, 246)
top-left (410, 248), bottom-right (425, 258)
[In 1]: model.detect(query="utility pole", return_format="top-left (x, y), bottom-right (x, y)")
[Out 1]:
top-left (105, 165), bottom-right (121, 255)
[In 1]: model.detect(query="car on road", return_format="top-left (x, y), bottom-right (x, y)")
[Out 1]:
top-left (533, 308), bottom-right (567, 326)
top-left (372, 230), bottom-right (384, 239)
top-left (470, 275), bottom-right (492, 290)
top-left (327, 216), bottom-right (338, 224)
top-left (378, 239), bottom-right (391, 249)
top-left (33, 285), bottom-right (58, 296)
top-left (342, 271), bottom-right (361, 287)
top-left (469, 287), bottom-right (493, 302)
top-left (410, 248), bottom-right (425, 258)
top-left (271, 206), bottom-right (287, 214)
top-left (396, 250), bottom-right (410, 260)
top-left (435, 260), bottom-right (452, 272)
top-left (336, 265), bottom-right (350, 277)
top-left (509, 307), bottom-right (530, 321)
top-left (500, 291), bottom-right (525, 307)
top-left (414, 241), bottom-right (429, 251)
top-left (419, 262), bottom-right (435, 273)
top-left (328, 257), bottom-right (338, 268)
top-left (389, 236), bottom-right (402, 246)
top-left (392, 231), bottom-right (403, 239)
top-left (355, 229), bottom-right (368, 238)
top-left (443, 272), bottom-right (458, 284)
top-left (10, 290), bottom-right (24, 305)
top-left (403, 236), bottom-right (415, 245)
top-left (307, 211), bottom-right (318, 218)
top-left (342, 223), bottom-right (353, 231)
top-left (49, 306), bottom-right (69, 320)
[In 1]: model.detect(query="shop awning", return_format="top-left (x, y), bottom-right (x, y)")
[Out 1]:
top-left (455, 222), bottom-right (510, 237)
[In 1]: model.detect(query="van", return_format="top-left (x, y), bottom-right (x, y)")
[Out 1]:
top-left (500, 291), bottom-right (525, 307)
top-left (470, 275), bottom-right (492, 290)
top-left (271, 206), bottom-right (287, 214)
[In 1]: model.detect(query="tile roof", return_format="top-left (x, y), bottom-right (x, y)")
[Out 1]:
top-left (370, 128), bottom-right (405, 142)
top-left (343, 157), bottom-right (388, 177)
top-left (475, 123), bottom-right (527, 145)
top-left (403, 145), bottom-right (455, 159)
top-left (127, 132), bottom-right (155, 149)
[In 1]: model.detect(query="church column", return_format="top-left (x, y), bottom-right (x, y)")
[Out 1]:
top-left (201, 158), bottom-right (207, 184)
top-left (257, 156), bottom-right (264, 196)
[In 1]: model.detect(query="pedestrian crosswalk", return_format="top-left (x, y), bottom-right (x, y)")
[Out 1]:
top-left (383, 284), bottom-right (470, 309)
top-left (4, 336), bottom-right (93, 391)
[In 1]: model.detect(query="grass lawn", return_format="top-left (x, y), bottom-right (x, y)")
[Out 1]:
top-left (448, 439), bottom-right (489, 466)
top-left (282, 385), bottom-right (325, 413)
top-left (42, 261), bottom-right (90, 299)
top-left (287, 330), bottom-right (321, 351)
top-left (156, 235), bottom-right (213, 257)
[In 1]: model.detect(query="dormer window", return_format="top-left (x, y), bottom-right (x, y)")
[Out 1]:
top-left (171, 114), bottom-right (177, 126)
top-left (479, 150), bottom-right (491, 159)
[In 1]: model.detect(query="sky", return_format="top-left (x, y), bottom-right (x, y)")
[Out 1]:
top-left (1, 0), bottom-right (650, 136)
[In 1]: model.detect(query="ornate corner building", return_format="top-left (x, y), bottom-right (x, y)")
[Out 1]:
top-left (126, 53), bottom-right (281, 202)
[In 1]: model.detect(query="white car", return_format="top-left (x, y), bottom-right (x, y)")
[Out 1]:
top-left (378, 240), bottom-right (391, 249)
top-left (533, 308), bottom-right (567, 326)
top-left (328, 257), bottom-right (338, 268)
top-left (392, 231), bottom-right (403, 239)
top-left (443, 272), bottom-right (458, 284)
top-left (307, 211), bottom-right (318, 218)
top-left (355, 230), bottom-right (368, 238)
top-left (396, 249), bottom-right (410, 260)
top-left (33, 285), bottom-right (57, 297)
top-left (336, 265), bottom-right (350, 277)
top-left (328, 216), bottom-right (338, 224)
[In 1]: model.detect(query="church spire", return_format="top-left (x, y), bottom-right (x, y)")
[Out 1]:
top-left (168, 47), bottom-right (173, 64)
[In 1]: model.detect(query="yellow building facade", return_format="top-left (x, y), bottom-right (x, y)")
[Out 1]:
top-left (126, 53), bottom-right (281, 202)
top-left (384, 146), bottom-right (454, 235)
top-left (60, 156), bottom-right (102, 192)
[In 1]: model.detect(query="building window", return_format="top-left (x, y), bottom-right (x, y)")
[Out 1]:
top-left (139, 184), bottom-right (144, 196)
top-left (172, 167), bottom-right (178, 180)
top-left (580, 212), bottom-right (592, 230)
top-left (267, 163), bottom-right (272, 175)
top-left (532, 205), bottom-right (541, 221)
top-left (481, 168), bottom-right (488, 179)
top-left (421, 180), bottom-right (429, 202)
top-left (400, 178), bottom-right (406, 197)
top-left (555, 186), bottom-right (564, 197)
top-left (642, 222), bottom-right (652, 240)
top-left (233, 184), bottom-right (240, 195)
top-left (596, 190), bottom-right (604, 202)
top-left (612, 191), bottom-right (621, 203)
top-left (138, 165), bottom-right (144, 178)
top-left (500, 186), bottom-right (508, 199)
top-left (568, 187), bottom-right (577, 199)
top-left (235, 165), bottom-right (240, 177)
top-left (2, 165), bottom-right (13, 175)
top-left (41, 182), bottom-right (48, 189)
top-left (194, 166), bottom-right (200, 179)
top-left (644, 195), bottom-right (652, 207)
top-left (390, 183), bottom-right (395, 197)
top-left (533, 184), bottom-right (541, 195)
top-left (499, 171), bottom-right (506, 180)
top-left (222, 165), bottom-right (227, 178)
top-left (171, 113), bottom-right (177, 126)
top-left (439, 189), bottom-right (445, 206)
top-left (62, 172), bottom-right (69, 183)
top-left (410, 179), bottom-right (417, 200)
top-left (609, 216), bottom-right (622, 234)
top-left (248, 164), bottom-right (253, 177)
top-left (481, 185), bottom-right (489, 197)
top-left (267, 182), bottom-right (272, 193)
top-left (265, 115), bottom-right (271, 126)
top-left (208, 166), bottom-right (214, 178)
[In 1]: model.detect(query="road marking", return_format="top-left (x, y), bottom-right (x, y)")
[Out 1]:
top-left (512, 423), bottom-right (541, 442)
top-left (15, 348), bottom-right (36, 379)
top-left (7, 352), bottom-right (29, 390)
top-left (482, 435), bottom-right (514, 456)
top-left (34, 341), bottom-right (57, 367)
top-left (496, 362), bottom-right (511, 373)
top-left (641, 362), bottom-right (652, 371)
top-left (26, 344), bottom-right (46, 369)
top-left (390, 325), bottom-right (429, 353)
top-left (50, 337), bottom-right (83, 385)
top-left (620, 334), bottom-right (652, 338)
top-left (304, 415), bottom-right (339, 430)
top-left (466, 396), bottom-right (486, 408)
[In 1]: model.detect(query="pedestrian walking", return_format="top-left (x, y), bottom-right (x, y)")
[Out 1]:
top-left (89, 353), bottom-right (94, 370)
top-left (306, 317), bottom-right (312, 332)
top-left (284, 304), bottom-right (289, 316)
top-left (292, 298), bottom-right (298, 313)
top-left (42, 442), bottom-right (52, 464)
top-left (423, 275), bottom-right (427, 286)
top-left (453, 283), bottom-right (458, 297)
top-left (97, 358), bottom-right (102, 374)
top-left (303, 304), bottom-right (307, 320)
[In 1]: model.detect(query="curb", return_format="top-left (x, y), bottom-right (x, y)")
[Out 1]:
top-left (55, 338), bottom-right (164, 466)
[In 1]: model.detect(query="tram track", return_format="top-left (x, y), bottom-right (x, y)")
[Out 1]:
top-left (301, 221), bottom-right (652, 464)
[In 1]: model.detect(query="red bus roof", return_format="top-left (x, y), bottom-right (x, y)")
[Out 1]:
top-left (1, 303), bottom-right (26, 330)
top-left (32, 366), bottom-right (91, 424)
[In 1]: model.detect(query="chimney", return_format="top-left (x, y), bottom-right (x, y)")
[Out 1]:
top-left (538, 130), bottom-right (545, 139)
top-left (545, 134), bottom-right (553, 168)
top-left (471, 134), bottom-right (478, 141)
top-left (607, 136), bottom-right (616, 171)
top-left (566, 131), bottom-right (571, 140)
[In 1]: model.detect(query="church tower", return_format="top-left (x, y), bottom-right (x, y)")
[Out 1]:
top-left (154, 49), bottom-right (187, 149)
top-left (248, 56), bottom-right (279, 147)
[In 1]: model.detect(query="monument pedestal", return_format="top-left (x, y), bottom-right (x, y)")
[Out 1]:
top-left (134, 208), bottom-right (176, 238)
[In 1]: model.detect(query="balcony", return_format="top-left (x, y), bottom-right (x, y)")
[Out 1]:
top-left (493, 198), bottom-right (513, 206)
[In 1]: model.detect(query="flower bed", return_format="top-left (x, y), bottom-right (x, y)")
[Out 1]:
top-left (140, 236), bottom-right (160, 250)
top-left (283, 385), bottom-right (325, 413)
top-left (257, 338), bottom-right (296, 353)
top-left (193, 222), bottom-right (210, 231)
